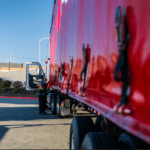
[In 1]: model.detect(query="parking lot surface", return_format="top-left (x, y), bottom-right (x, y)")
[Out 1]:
top-left (0, 98), bottom-right (72, 149)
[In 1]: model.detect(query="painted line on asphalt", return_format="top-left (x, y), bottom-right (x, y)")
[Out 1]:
top-left (0, 96), bottom-right (38, 100)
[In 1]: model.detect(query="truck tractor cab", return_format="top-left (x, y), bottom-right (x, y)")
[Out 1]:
top-left (26, 62), bottom-right (46, 90)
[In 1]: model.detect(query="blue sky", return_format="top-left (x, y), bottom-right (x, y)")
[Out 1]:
top-left (0, 0), bottom-right (54, 67)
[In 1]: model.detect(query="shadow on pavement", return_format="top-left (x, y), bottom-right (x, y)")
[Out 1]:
top-left (5, 123), bottom-right (71, 129)
top-left (0, 98), bottom-right (93, 122)
top-left (0, 107), bottom-right (59, 121)
top-left (0, 98), bottom-right (38, 105)
top-left (0, 126), bottom-right (9, 141)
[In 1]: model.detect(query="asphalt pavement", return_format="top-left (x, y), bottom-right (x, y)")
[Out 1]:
top-left (0, 98), bottom-right (72, 149)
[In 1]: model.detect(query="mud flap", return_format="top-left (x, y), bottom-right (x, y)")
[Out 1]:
top-left (38, 93), bottom-right (46, 114)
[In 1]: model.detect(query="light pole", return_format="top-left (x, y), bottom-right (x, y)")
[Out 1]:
top-left (46, 44), bottom-right (48, 76)
top-left (39, 37), bottom-right (49, 64)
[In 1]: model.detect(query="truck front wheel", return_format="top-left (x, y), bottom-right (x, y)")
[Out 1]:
top-left (51, 94), bottom-right (56, 115)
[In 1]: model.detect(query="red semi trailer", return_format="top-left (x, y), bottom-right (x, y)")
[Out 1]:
top-left (26, 0), bottom-right (150, 149)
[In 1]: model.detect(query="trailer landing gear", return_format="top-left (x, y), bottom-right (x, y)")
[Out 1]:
top-left (49, 93), bottom-right (72, 118)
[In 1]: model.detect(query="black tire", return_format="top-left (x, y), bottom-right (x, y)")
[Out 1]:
top-left (56, 94), bottom-right (62, 118)
top-left (69, 116), bottom-right (95, 149)
top-left (95, 116), bottom-right (103, 132)
top-left (81, 132), bottom-right (117, 149)
top-left (38, 94), bottom-right (46, 114)
top-left (51, 93), bottom-right (56, 115)
top-left (47, 93), bottom-right (53, 110)
top-left (117, 132), bottom-right (149, 149)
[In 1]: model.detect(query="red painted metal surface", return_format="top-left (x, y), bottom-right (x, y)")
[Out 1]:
top-left (49, 0), bottom-right (150, 144)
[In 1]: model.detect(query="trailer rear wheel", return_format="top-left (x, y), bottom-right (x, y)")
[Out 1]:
top-left (69, 116), bottom-right (95, 149)
top-left (51, 94), bottom-right (56, 115)
top-left (81, 132), bottom-right (117, 149)
top-left (117, 132), bottom-right (148, 149)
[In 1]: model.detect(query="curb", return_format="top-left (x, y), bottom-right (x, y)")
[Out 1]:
top-left (0, 96), bottom-right (38, 100)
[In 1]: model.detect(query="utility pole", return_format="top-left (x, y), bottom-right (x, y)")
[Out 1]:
top-left (6, 55), bottom-right (11, 71)
top-left (9, 55), bottom-right (11, 71)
